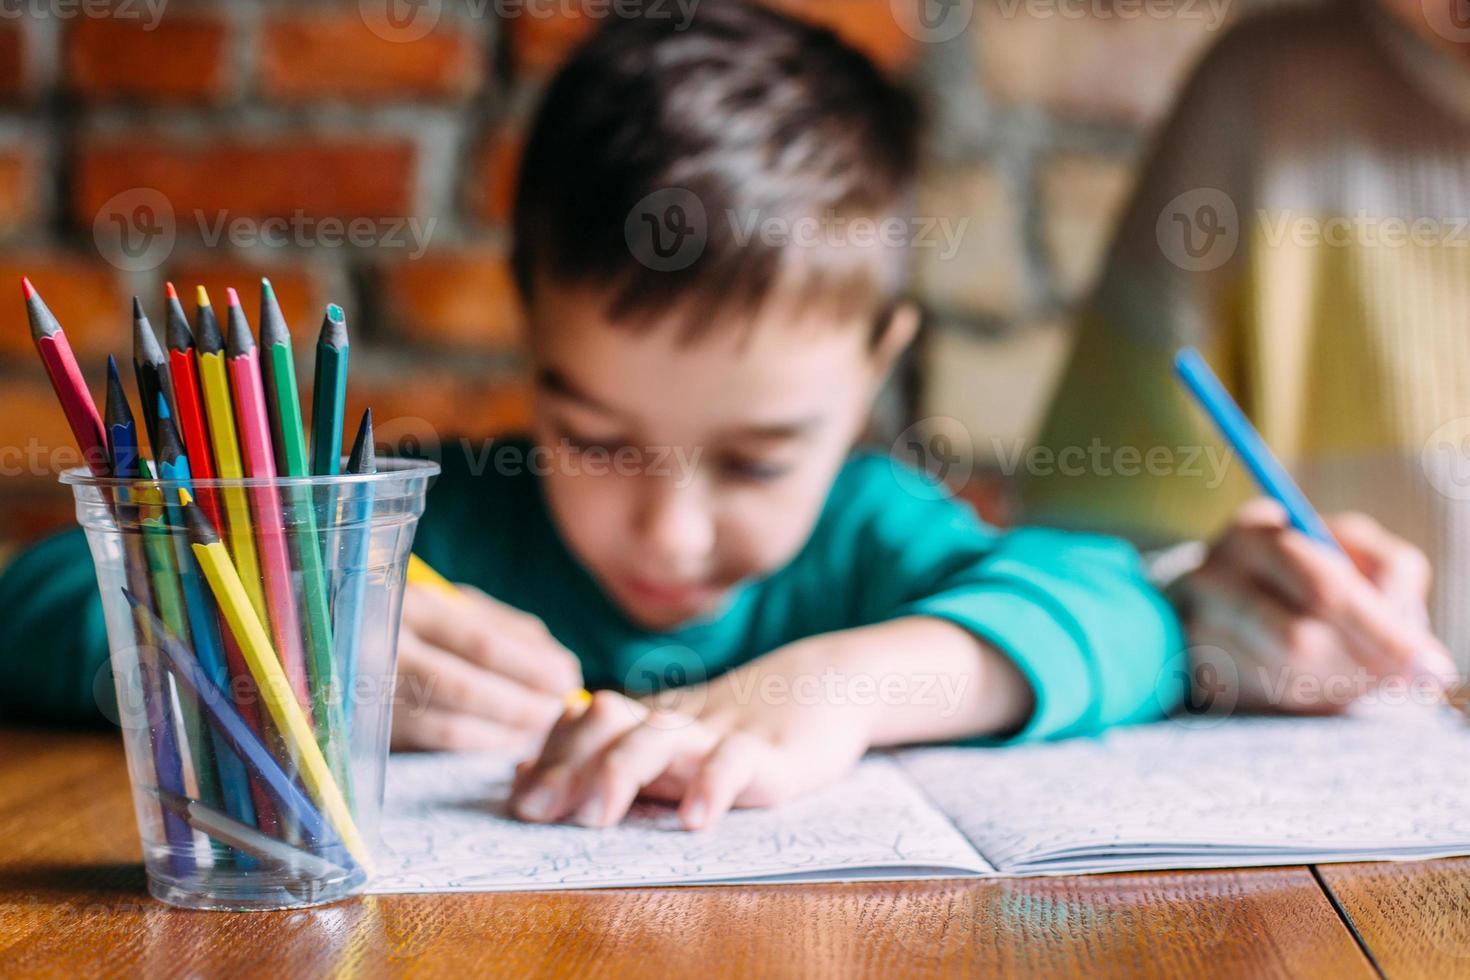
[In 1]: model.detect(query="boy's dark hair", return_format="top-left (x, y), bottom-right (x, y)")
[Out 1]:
top-left (511, 0), bottom-right (922, 341)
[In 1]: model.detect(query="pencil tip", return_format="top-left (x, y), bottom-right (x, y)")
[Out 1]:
top-left (225, 300), bottom-right (254, 356)
top-left (122, 587), bottom-right (143, 610)
top-left (226, 286), bottom-right (240, 308)
top-left (165, 281), bottom-right (178, 301)
top-left (179, 487), bottom-right (192, 507)
top-left (320, 305), bottom-right (348, 349)
top-left (347, 407), bottom-right (376, 474)
top-left (259, 277), bottom-right (289, 347)
top-left (20, 275), bottom-right (34, 300)
top-left (132, 295), bottom-right (144, 320)
top-left (106, 353), bottom-right (119, 384)
top-left (165, 286), bottom-right (193, 352)
top-left (327, 303), bottom-right (344, 323)
top-left (196, 285), bottom-right (211, 308)
top-left (261, 277), bottom-right (274, 299)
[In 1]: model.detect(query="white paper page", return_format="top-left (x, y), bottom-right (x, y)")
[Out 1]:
top-left (368, 753), bottom-right (989, 893)
top-left (898, 704), bottom-right (1470, 874)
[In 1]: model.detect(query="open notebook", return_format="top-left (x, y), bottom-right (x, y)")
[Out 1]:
top-left (368, 703), bottom-right (1470, 892)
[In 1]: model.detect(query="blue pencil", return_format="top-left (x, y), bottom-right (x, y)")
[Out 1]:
top-left (106, 357), bottom-right (195, 876)
top-left (1173, 347), bottom-right (1341, 551)
top-left (333, 409), bottom-right (375, 739)
top-left (124, 590), bottom-right (355, 869)
top-left (155, 396), bottom-right (260, 854)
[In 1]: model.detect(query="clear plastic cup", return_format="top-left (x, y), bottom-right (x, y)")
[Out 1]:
top-left (62, 458), bottom-right (438, 911)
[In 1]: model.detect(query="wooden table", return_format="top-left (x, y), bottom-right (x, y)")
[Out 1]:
top-left (1, 729), bottom-right (1465, 978)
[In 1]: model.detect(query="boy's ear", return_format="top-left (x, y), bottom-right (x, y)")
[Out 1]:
top-left (870, 300), bottom-right (920, 378)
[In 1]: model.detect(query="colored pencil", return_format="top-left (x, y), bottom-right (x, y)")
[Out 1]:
top-left (1173, 347), bottom-right (1339, 550)
top-left (156, 397), bottom-right (261, 852)
top-left (146, 788), bottom-right (348, 883)
top-left (179, 491), bottom-right (372, 870)
top-left (259, 280), bottom-right (346, 784)
top-left (103, 360), bottom-right (195, 875)
top-left (311, 305), bottom-right (349, 476)
top-left (132, 297), bottom-right (172, 455)
top-left (225, 288), bottom-right (312, 714)
top-left (333, 410), bottom-right (375, 727)
top-left (25, 278), bottom-right (108, 476)
top-left (194, 287), bottom-right (270, 624)
top-left (126, 589), bottom-right (353, 866)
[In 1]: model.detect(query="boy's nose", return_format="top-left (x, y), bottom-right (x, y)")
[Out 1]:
top-left (633, 478), bottom-right (716, 573)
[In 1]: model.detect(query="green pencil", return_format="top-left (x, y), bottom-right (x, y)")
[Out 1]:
top-left (258, 280), bottom-right (350, 793)
top-left (311, 305), bottom-right (349, 476)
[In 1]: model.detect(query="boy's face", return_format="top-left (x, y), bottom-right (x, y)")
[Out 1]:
top-left (527, 286), bottom-right (911, 632)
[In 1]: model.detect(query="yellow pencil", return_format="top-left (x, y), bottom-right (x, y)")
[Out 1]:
top-left (407, 554), bottom-right (592, 712)
top-left (181, 489), bottom-right (372, 870)
top-left (194, 286), bottom-right (270, 626)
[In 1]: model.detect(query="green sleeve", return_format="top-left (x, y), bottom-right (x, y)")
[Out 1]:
top-left (854, 460), bottom-right (1188, 742)
top-left (0, 529), bottom-right (112, 726)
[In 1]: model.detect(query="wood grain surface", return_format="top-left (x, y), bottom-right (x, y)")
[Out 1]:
top-left (0, 729), bottom-right (1381, 978)
top-left (1318, 859), bottom-right (1470, 979)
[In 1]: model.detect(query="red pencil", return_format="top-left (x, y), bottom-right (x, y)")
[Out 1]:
top-left (24, 277), bottom-right (108, 476)
top-left (225, 287), bottom-right (312, 713)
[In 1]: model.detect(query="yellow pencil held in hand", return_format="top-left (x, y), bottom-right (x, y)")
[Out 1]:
top-left (407, 554), bottom-right (593, 713)
top-left (180, 489), bottom-right (373, 871)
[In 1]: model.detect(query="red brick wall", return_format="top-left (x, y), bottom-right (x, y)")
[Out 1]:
top-left (0, 0), bottom-right (1258, 544)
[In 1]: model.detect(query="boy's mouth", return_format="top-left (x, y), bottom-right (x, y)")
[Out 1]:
top-left (619, 573), bottom-right (722, 616)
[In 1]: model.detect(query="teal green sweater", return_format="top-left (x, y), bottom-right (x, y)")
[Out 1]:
top-left (0, 440), bottom-right (1187, 739)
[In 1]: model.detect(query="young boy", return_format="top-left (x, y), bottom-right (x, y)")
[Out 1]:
top-left (0, 4), bottom-right (1185, 830)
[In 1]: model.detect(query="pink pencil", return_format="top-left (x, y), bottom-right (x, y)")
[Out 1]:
top-left (224, 287), bottom-right (312, 714)
top-left (24, 278), bottom-right (108, 477)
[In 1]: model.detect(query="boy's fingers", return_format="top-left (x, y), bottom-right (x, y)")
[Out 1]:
top-left (408, 638), bottom-right (565, 731)
top-left (571, 717), bottom-right (719, 828)
top-left (1327, 512), bottom-right (1433, 610)
top-left (512, 693), bottom-right (645, 821)
top-left (393, 706), bottom-right (533, 752)
top-left (681, 732), bottom-right (763, 830)
top-left (410, 602), bottom-right (582, 696)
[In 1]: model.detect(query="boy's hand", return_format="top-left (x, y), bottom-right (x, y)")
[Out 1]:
top-left (392, 584), bottom-right (584, 751)
top-left (1175, 499), bottom-right (1458, 714)
top-left (508, 689), bottom-right (871, 830)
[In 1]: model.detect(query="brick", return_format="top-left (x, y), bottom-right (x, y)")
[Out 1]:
top-left (261, 13), bottom-right (483, 102)
top-left (503, 6), bottom-right (595, 78)
top-left (0, 254), bottom-right (126, 361)
top-left (1040, 153), bottom-right (1135, 301)
top-left (976, 0), bottom-right (1229, 126)
top-left (346, 374), bottom-right (532, 450)
top-left (164, 260), bottom-right (327, 340)
top-left (770, 0), bottom-right (918, 71)
top-left (74, 139), bottom-right (418, 226)
top-left (468, 129), bottom-right (523, 227)
top-left (0, 377), bottom-right (102, 479)
top-left (0, 147), bottom-right (37, 234)
top-left (919, 321), bottom-right (1071, 468)
top-left (65, 13), bottom-right (228, 103)
top-left (377, 246), bottom-right (524, 350)
top-left (0, 22), bottom-right (25, 101)
top-left (915, 167), bottom-right (1028, 318)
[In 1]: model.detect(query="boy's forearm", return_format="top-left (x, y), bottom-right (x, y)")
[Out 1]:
top-left (701, 616), bottom-right (1034, 747)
